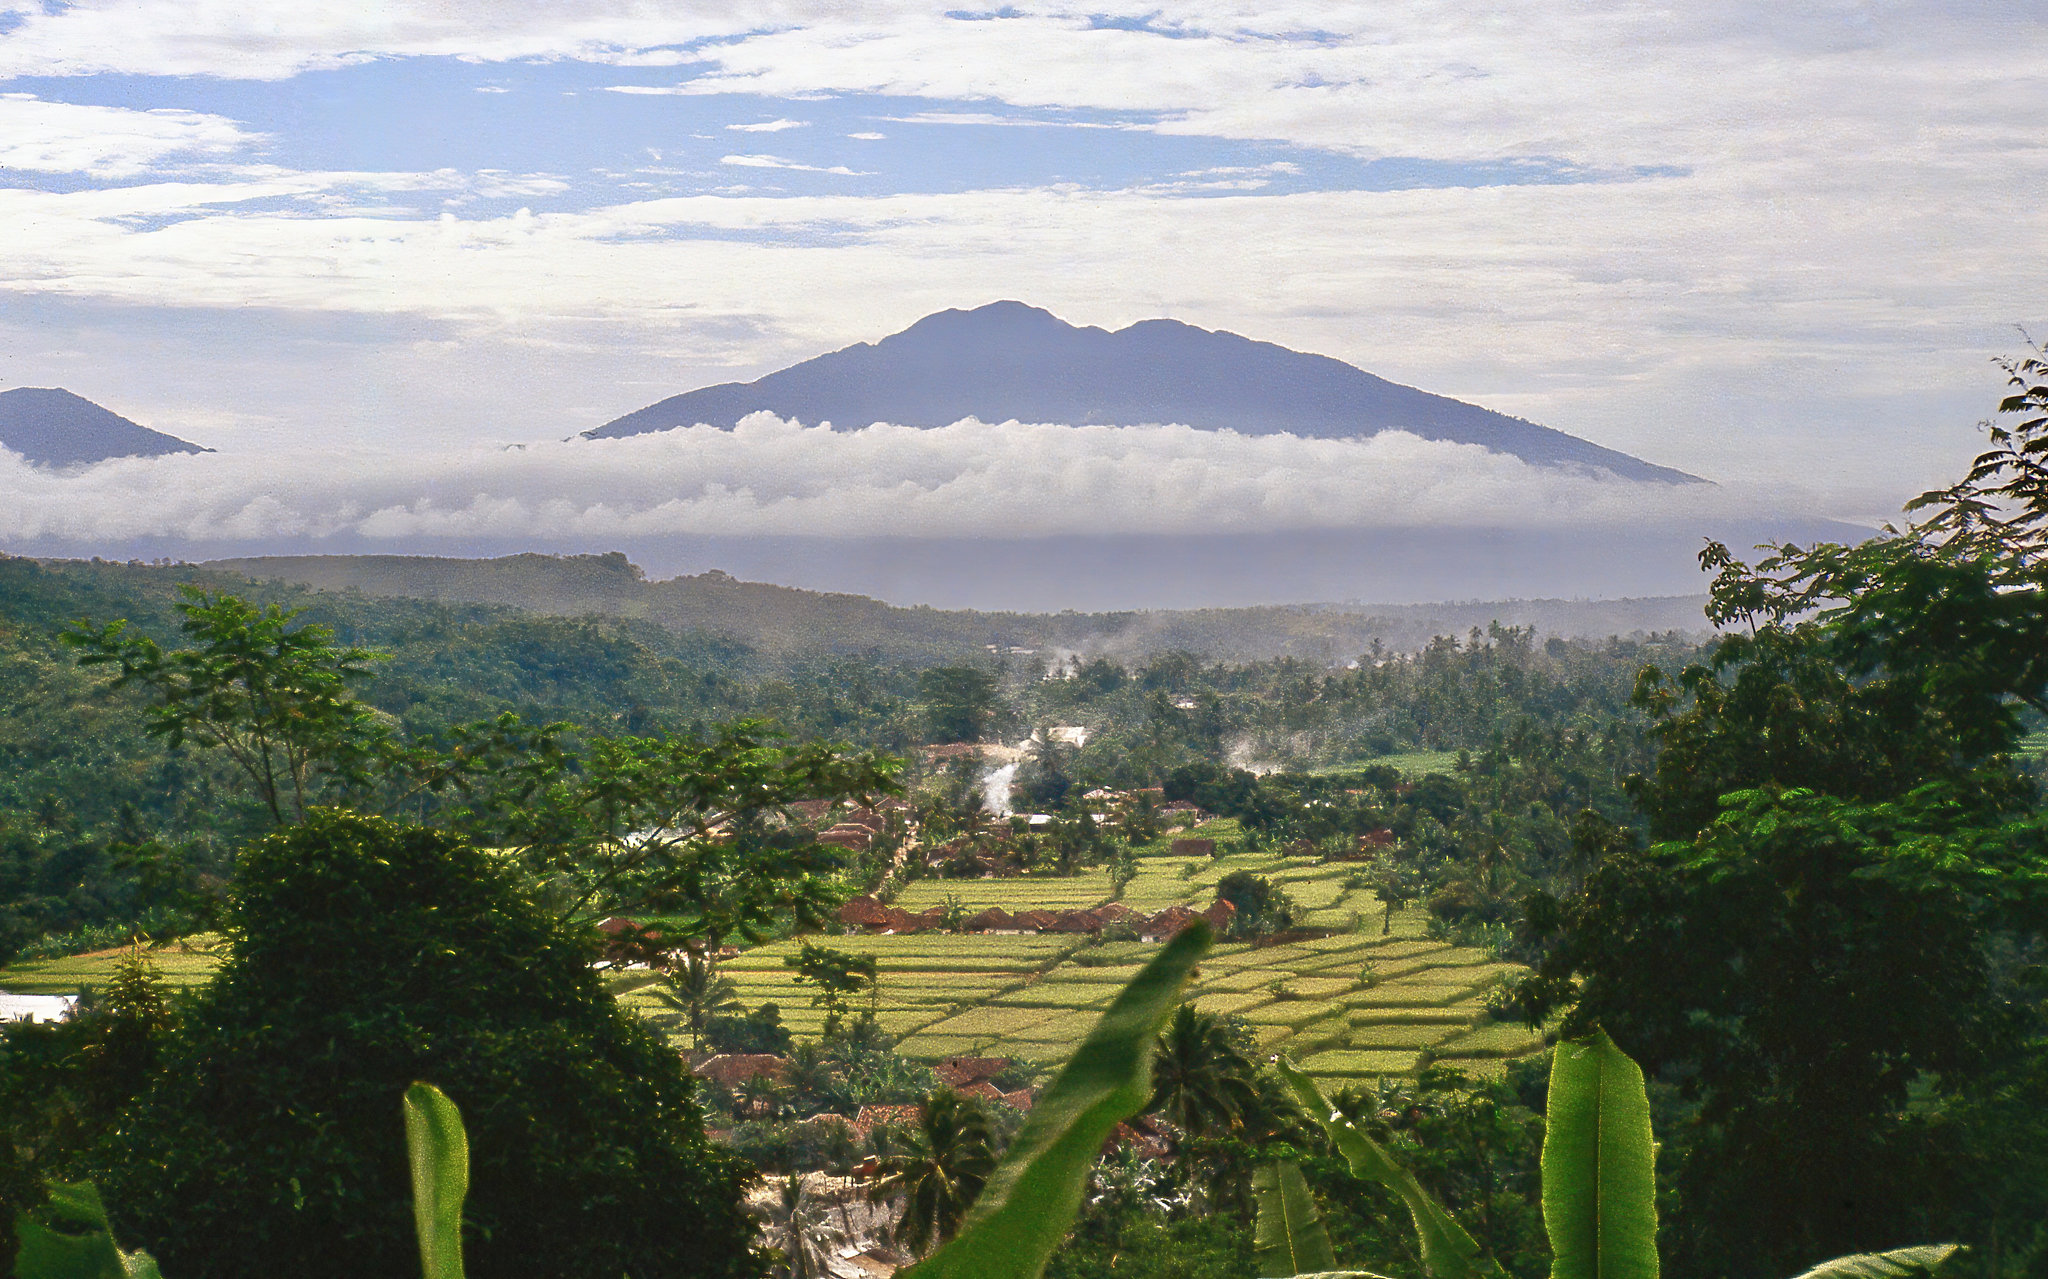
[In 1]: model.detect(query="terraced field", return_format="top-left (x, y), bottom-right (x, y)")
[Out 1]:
top-left (641, 922), bottom-right (1532, 1088)
top-left (653, 829), bottom-right (1539, 1089)
top-left (0, 826), bottom-right (1542, 1090)
top-left (893, 820), bottom-right (1389, 933)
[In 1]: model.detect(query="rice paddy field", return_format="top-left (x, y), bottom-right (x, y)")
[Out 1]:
top-left (0, 937), bottom-right (226, 995)
top-left (638, 825), bottom-right (1542, 1089)
top-left (0, 824), bottom-right (1543, 1090)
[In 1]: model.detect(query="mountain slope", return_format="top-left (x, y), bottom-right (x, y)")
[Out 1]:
top-left (203, 551), bottom-right (1720, 661)
top-left (586, 301), bottom-right (1700, 483)
top-left (0, 388), bottom-right (209, 467)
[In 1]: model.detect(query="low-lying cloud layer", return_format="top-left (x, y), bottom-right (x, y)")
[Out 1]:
top-left (1, 416), bottom-right (1804, 552)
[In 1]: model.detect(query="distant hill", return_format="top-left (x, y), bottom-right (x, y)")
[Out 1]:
top-left (586, 301), bottom-right (1702, 484)
top-left (0, 388), bottom-right (208, 467)
top-left (204, 551), bottom-right (1716, 662)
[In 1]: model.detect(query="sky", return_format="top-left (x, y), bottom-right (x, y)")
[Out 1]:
top-left (0, 1), bottom-right (2043, 602)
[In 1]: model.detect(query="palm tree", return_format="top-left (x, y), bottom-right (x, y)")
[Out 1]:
top-left (869, 1088), bottom-right (999, 1256)
top-left (651, 951), bottom-right (741, 1054)
top-left (783, 1040), bottom-right (844, 1113)
top-left (760, 1174), bottom-right (846, 1279)
top-left (734, 1074), bottom-right (787, 1120)
top-left (1147, 1003), bottom-right (1259, 1140)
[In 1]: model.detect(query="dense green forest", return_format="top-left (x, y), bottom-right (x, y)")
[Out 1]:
top-left (0, 551), bottom-right (1694, 962)
top-left (4, 353), bottom-right (2048, 1279)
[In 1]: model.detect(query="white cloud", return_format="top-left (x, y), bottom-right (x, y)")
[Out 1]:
top-left (0, 2), bottom-right (2042, 509)
top-left (877, 110), bottom-right (1122, 128)
top-left (726, 118), bottom-right (810, 132)
top-left (0, 170), bottom-right (2034, 490)
top-left (848, 131), bottom-right (886, 140)
top-left (0, 94), bottom-right (257, 177)
top-left (0, 418), bottom-right (1790, 549)
top-left (719, 153), bottom-right (870, 174)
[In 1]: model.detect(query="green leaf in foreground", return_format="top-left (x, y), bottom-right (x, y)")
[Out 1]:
top-left (898, 921), bottom-right (1213, 1279)
top-left (1253, 1159), bottom-right (1339, 1278)
top-left (1277, 1059), bottom-right (1497, 1279)
top-left (1787, 1246), bottom-right (1962, 1279)
top-left (1543, 1030), bottom-right (1658, 1279)
top-left (403, 1081), bottom-right (471, 1279)
top-left (13, 1181), bottom-right (164, 1279)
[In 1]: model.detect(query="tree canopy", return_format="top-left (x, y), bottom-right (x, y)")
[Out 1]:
top-left (94, 809), bottom-right (761, 1279)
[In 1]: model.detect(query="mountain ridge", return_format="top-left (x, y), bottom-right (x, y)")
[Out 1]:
top-left (200, 550), bottom-right (1718, 663)
top-left (587, 301), bottom-right (1702, 484)
top-left (0, 388), bottom-right (209, 468)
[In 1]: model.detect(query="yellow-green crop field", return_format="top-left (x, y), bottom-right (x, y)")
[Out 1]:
top-left (0, 938), bottom-right (226, 994)
top-left (0, 825), bottom-right (1544, 1091)
top-left (640, 829), bottom-right (1543, 1089)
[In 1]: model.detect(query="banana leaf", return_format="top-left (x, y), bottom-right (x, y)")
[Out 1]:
top-left (1253, 1159), bottom-right (1338, 1278)
top-left (1543, 1030), bottom-right (1657, 1279)
top-left (898, 921), bottom-right (1212, 1279)
top-left (13, 1181), bottom-right (163, 1279)
top-left (1277, 1059), bottom-right (1497, 1279)
top-left (1787, 1246), bottom-right (1961, 1279)
top-left (404, 1081), bottom-right (471, 1279)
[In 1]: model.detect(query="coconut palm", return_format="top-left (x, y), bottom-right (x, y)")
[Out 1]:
top-left (868, 1088), bottom-right (999, 1257)
top-left (650, 951), bottom-right (742, 1054)
top-left (734, 1073), bottom-right (788, 1120)
top-left (783, 1040), bottom-right (844, 1112)
top-left (1146, 1003), bottom-right (1260, 1140)
top-left (760, 1173), bottom-right (846, 1279)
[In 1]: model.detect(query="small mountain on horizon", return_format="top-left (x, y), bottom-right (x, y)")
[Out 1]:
top-left (586, 301), bottom-right (1702, 484)
top-left (0, 388), bottom-right (210, 468)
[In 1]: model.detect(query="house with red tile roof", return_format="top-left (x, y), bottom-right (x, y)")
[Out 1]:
top-left (692, 1054), bottom-right (787, 1087)
top-left (963, 906), bottom-right (1021, 933)
top-left (934, 1056), bottom-right (1010, 1088)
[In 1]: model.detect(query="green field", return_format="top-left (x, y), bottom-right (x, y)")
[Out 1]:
top-left (1351, 750), bottom-right (1461, 777)
top-left (619, 830), bottom-right (1536, 1089)
top-left (0, 938), bottom-right (225, 994)
top-left (0, 824), bottom-right (1541, 1090)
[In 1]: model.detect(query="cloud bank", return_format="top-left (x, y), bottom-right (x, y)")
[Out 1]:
top-left (0, 417), bottom-right (1809, 553)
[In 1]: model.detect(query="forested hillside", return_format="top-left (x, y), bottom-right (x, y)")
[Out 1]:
top-left (205, 550), bottom-right (1713, 661)
top-left (0, 551), bottom-right (1694, 963)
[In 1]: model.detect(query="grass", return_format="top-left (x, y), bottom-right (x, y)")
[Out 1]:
top-left (589, 824), bottom-right (1535, 1089)
top-left (0, 938), bottom-right (224, 995)
top-left (3, 840), bottom-right (1540, 1092)
top-left (995, 985), bottom-right (1113, 1010)
top-left (1297, 1048), bottom-right (1426, 1077)
top-left (1434, 1022), bottom-right (1546, 1059)
top-left (1317, 750), bottom-right (1462, 778)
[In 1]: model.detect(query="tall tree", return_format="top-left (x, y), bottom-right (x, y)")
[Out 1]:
top-left (439, 716), bottom-right (901, 939)
top-left (96, 809), bottom-right (759, 1279)
top-left (1147, 1003), bottom-right (1260, 1140)
top-left (918, 667), bottom-right (1001, 743)
top-left (1517, 353), bottom-right (2048, 1279)
top-left (762, 1174), bottom-right (845, 1279)
top-left (785, 942), bottom-right (879, 1038)
top-left (63, 588), bottom-right (388, 825)
top-left (650, 951), bottom-right (742, 1055)
top-left (870, 1088), bottom-right (998, 1257)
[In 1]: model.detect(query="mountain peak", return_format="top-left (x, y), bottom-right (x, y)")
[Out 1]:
top-left (0, 388), bottom-right (209, 468)
top-left (585, 305), bottom-right (1702, 484)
